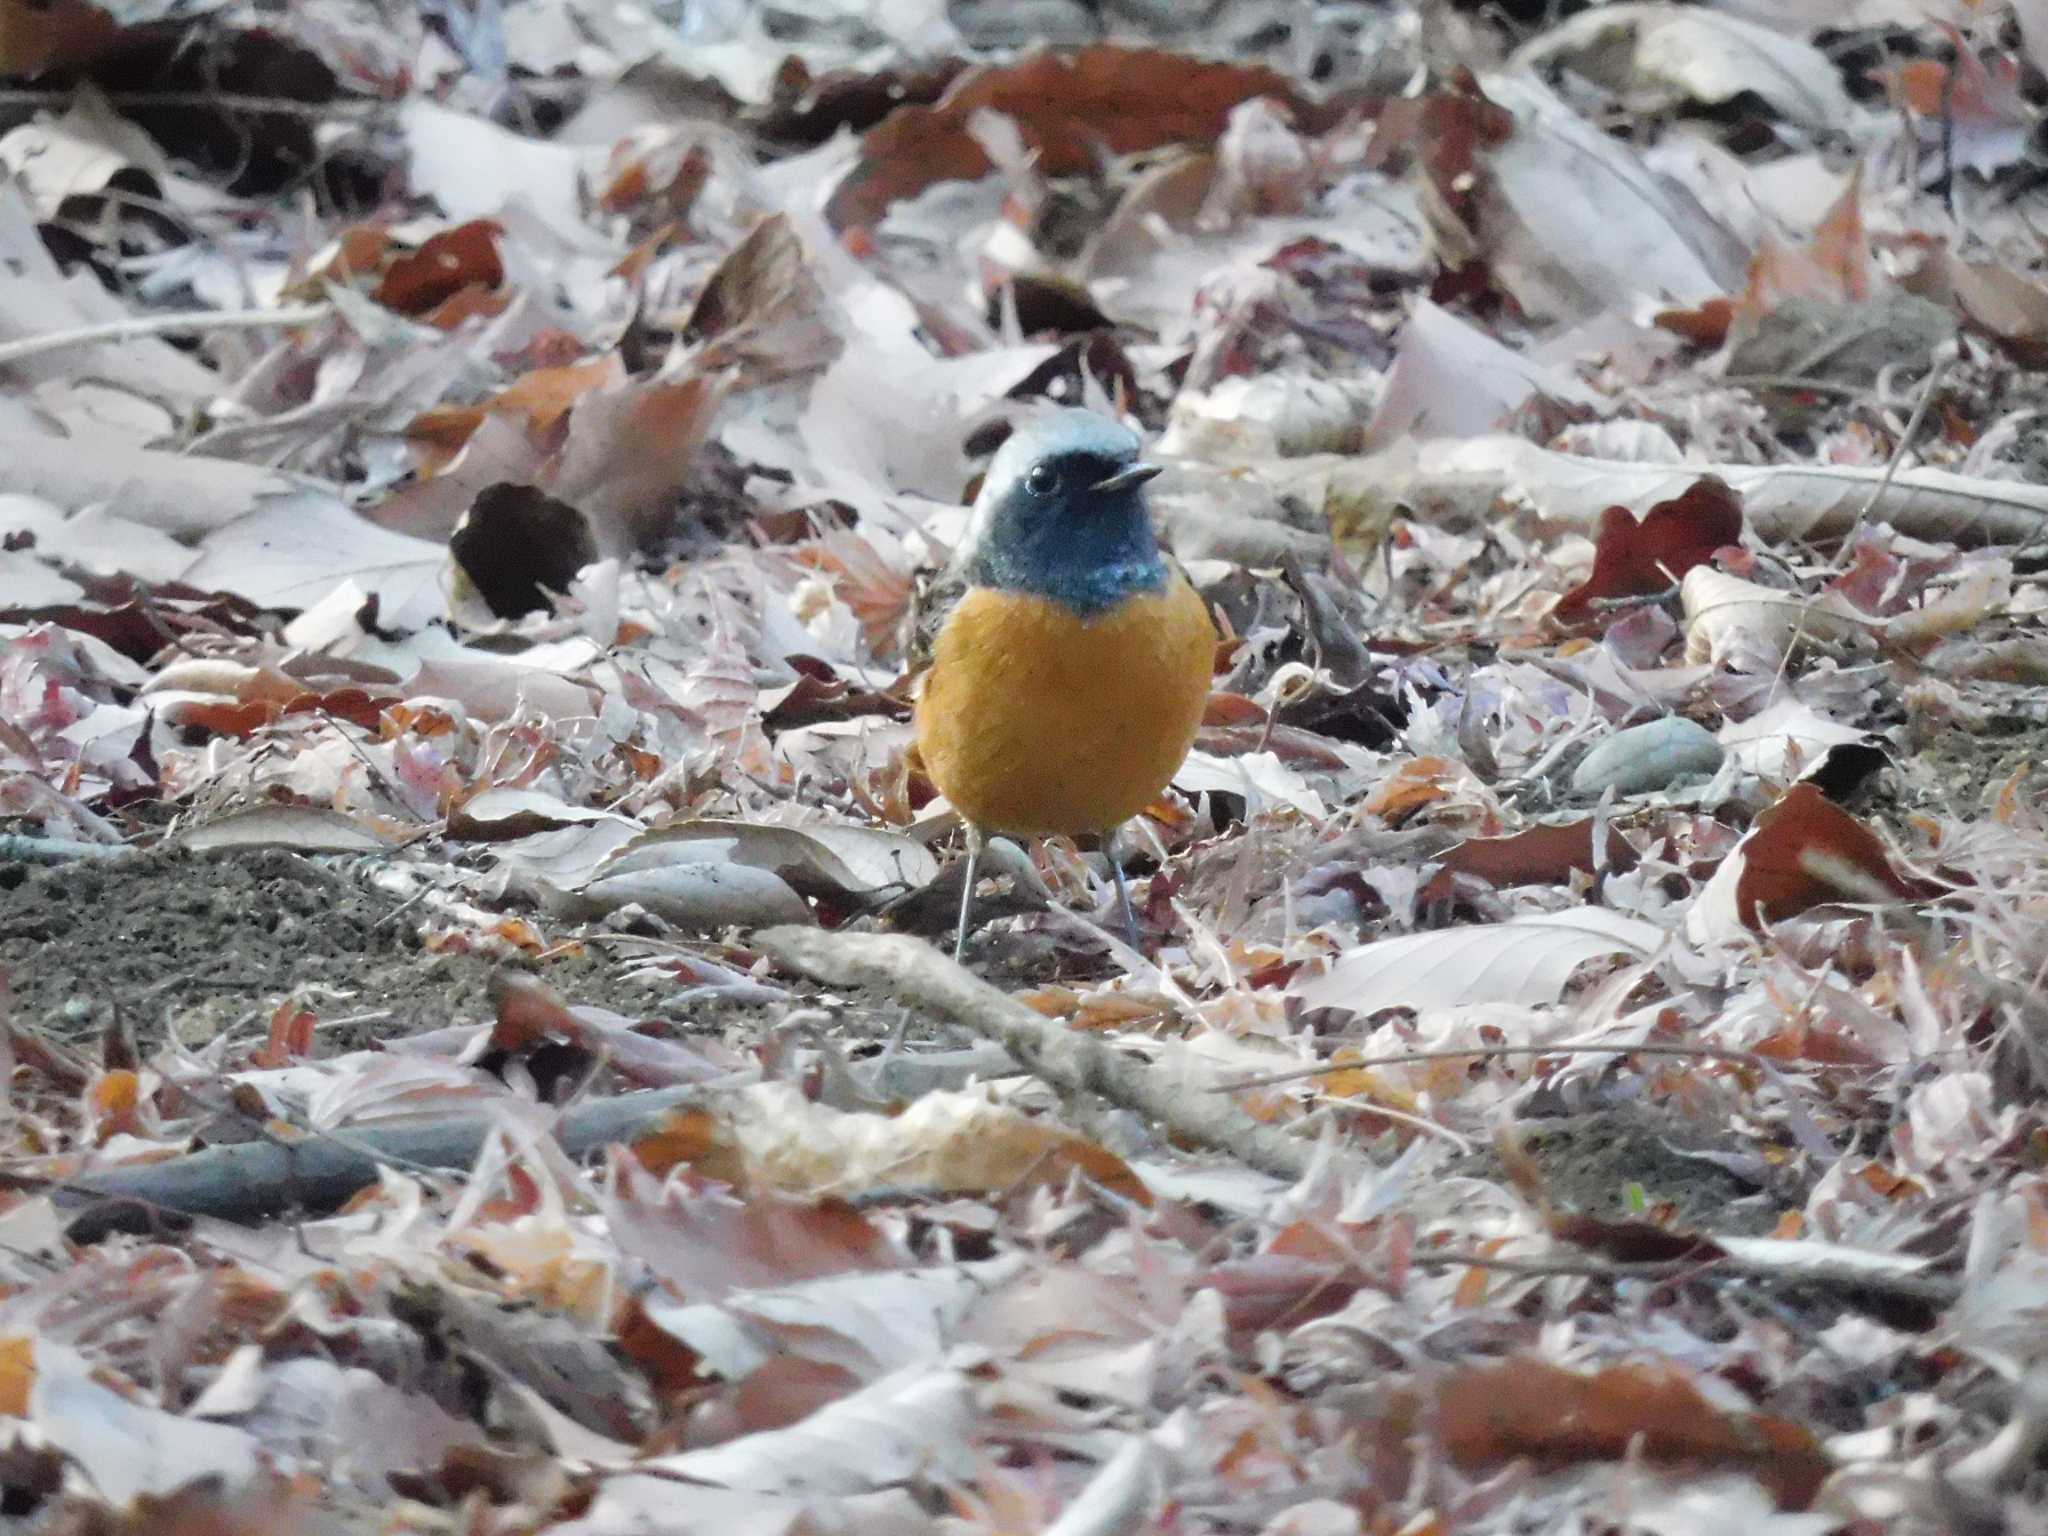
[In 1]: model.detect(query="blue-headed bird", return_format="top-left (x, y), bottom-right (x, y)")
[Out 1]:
top-left (909, 408), bottom-right (1217, 959)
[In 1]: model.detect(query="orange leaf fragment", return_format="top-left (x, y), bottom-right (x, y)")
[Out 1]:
top-left (614, 1295), bottom-right (704, 1397)
top-left (628, 1107), bottom-right (729, 1178)
top-left (250, 999), bottom-right (317, 1070)
top-left (1364, 756), bottom-right (1468, 823)
top-left (85, 1068), bottom-right (143, 1142)
top-left (286, 223), bottom-right (395, 296)
top-left (0, 1334), bottom-right (33, 1416)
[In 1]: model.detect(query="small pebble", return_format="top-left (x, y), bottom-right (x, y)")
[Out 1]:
top-left (1572, 717), bottom-right (1725, 797)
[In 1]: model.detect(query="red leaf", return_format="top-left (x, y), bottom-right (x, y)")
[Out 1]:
top-left (1438, 819), bottom-right (1639, 888)
top-left (1553, 478), bottom-right (1745, 624)
top-left (824, 47), bottom-right (1321, 232)
top-left (486, 971), bottom-right (580, 1054)
top-left (374, 220), bottom-right (505, 315)
top-left (1733, 783), bottom-right (1932, 929)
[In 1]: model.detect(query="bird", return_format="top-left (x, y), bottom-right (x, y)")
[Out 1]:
top-left (909, 407), bottom-right (1217, 960)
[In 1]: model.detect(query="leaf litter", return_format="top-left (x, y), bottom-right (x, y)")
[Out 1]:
top-left (7, 0), bottom-right (2048, 1530)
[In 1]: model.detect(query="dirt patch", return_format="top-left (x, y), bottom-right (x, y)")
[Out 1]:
top-left (0, 848), bottom-right (681, 1050)
top-left (1449, 1103), bottom-right (1791, 1237)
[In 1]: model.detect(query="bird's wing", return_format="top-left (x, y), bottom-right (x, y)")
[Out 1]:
top-left (903, 562), bottom-right (971, 681)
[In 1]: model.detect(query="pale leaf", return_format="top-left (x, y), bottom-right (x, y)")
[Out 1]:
top-left (1293, 909), bottom-right (1669, 1013)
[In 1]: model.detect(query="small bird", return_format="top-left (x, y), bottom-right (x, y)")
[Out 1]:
top-left (910, 408), bottom-right (1217, 959)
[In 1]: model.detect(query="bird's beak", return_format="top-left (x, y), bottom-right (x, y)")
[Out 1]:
top-left (1091, 462), bottom-right (1163, 493)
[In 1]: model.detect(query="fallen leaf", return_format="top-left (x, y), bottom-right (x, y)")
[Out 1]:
top-left (174, 805), bottom-right (394, 854)
top-left (825, 46), bottom-right (1318, 231)
top-left (1438, 819), bottom-right (1639, 888)
top-left (1553, 478), bottom-right (1745, 624)
top-left (373, 220), bottom-right (505, 316)
top-left (1436, 1356), bottom-right (1829, 1509)
top-left (1727, 783), bottom-right (1933, 930)
top-left (1511, 5), bottom-right (1857, 129)
top-left (1293, 909), bottom-right (1667, 1013)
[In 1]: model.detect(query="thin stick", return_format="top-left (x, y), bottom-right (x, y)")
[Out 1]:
top-left (1852, 350), bottom-right (1953, 538)
top-left (1207, 1040), bottom-right (1878, 1094)
top-left (756, 927), bottom-right (1329, 1183)
top-left (0, 304), bottom-right (330, 368)
top-left (1409, 1246), bottom-right (1957, 1304)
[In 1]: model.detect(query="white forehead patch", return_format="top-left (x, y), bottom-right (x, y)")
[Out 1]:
top-left (984, 408), bottom-right (1141, 490)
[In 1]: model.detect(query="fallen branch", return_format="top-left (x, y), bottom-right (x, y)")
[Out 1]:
top-left (1297, 434), bottom-right (2048, 548)
top-left (57, 1083), bottom-right (710, 1241)
top-left (754, 927), bottom-right (1329, 1184)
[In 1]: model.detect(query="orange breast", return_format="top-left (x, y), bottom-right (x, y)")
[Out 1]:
top-left (914, 572), bottom-right (1216, 836)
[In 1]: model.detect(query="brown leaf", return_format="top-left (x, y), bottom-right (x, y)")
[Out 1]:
top-left (825, 46), bottom-right (1317, 231)
top-left (1733, 783), bottom-right (1933, 929)
top-left (374, 220), bottom-right (505, 315)
top-left (1364, 70), bottom-right (1514, 230)
top-left (679, 213), bottom-right (841, 380)
top-left (1653, 295), bottom-right (1734, 348)
top-left (1730, 166), bottom-right (1871, 331)
top-left (731, 1357), bottom-right (862, 1436)
top-left (1553, 478), bottom-right (1745, 624)
top-left (0, 0), bottom-right (120, 76)
top-left (607, 1162), bottom-right (902, 1296)
top-left (548, 372), bottom-right (727, 551)
top-left (1545, 1211), bottom-right (1726, 1265)
top-left (1437, 1357), bottom-right (1829, 1509)
top-left (1438, 819), bottom-right (1639, 888)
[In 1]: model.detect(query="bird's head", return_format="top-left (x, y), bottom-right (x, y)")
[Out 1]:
top-left (961, 408), bottom-right (1167, 618)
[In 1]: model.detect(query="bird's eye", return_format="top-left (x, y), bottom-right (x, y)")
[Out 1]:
top-left (1025, 463), bottom-right (1060, 498)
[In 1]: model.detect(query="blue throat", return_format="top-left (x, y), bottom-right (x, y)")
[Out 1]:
top-left (970, 488), bottom-right (1167, 618)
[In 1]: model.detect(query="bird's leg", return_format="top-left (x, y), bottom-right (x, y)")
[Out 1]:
top-left (1104, 825), bottom-right (1139, 949)
top-left (952, 821), bottom-right (985, 963)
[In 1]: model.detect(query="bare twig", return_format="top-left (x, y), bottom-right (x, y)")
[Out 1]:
top-left (1853, 349), bottom-right (1955, 538)
top-left (755, 927), bottom-right (1332, 1182)
top-left (0, 304), bottom-right (330, 369)
top-left (1207, 1040), bottom-right (1877, 1094)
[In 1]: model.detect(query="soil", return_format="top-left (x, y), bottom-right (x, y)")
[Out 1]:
top-left (1505, 1106), bottom-right (1788, 1235)
top-left (0, 844), bottom-right (1841, 1242)
top-left (0, 847), bottom-right (680, 1052)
